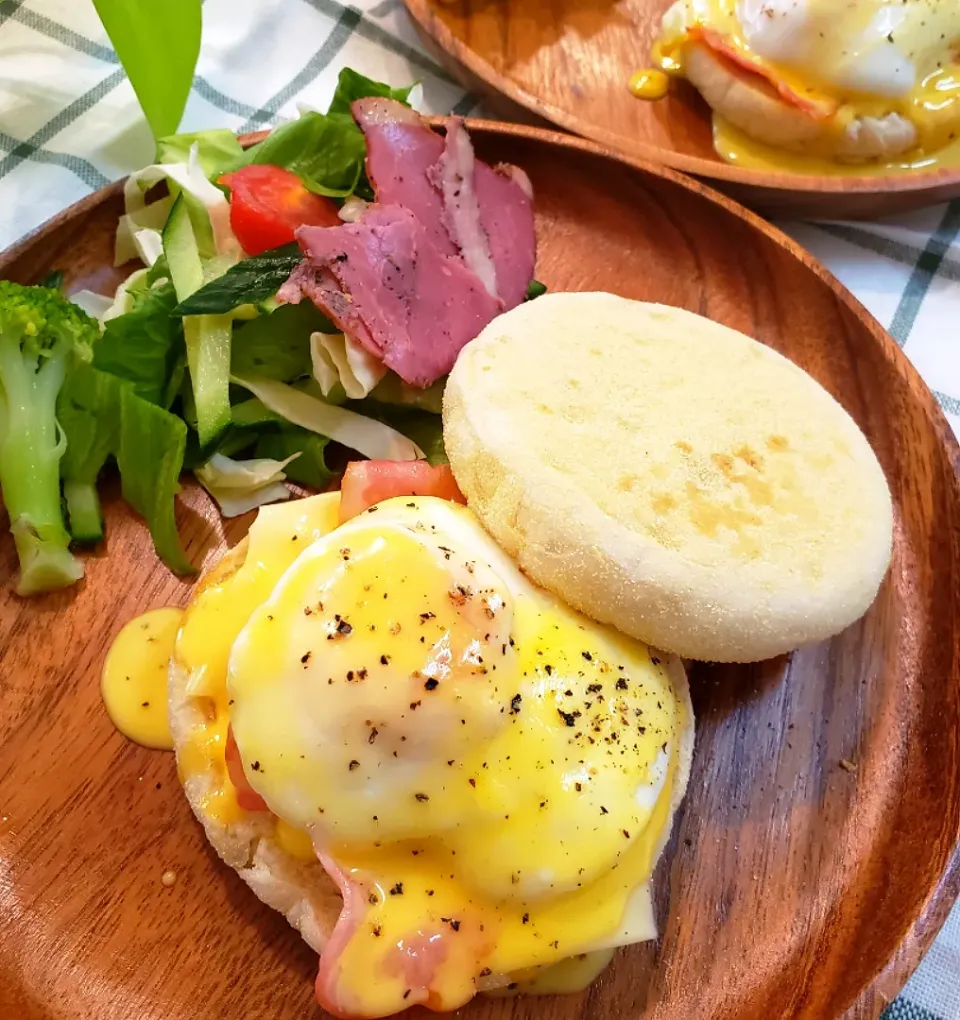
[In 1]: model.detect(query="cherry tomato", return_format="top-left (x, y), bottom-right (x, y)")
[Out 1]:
top-left (219, 164), bottom-right (341, 255)
top-left (339, 461), bottom-right (466, 523)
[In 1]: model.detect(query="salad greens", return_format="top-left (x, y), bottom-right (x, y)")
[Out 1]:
top-left (93, 0), bottom-right (201, 141)
top-left (116, 388), bottom-right (193, 575)
top-left (196, 452), bottom-right (298, 518)
top-left (156, 130), bottom-right (245, 178)
top-left (240, 72), bottom-right (413, 199)
top-left (58, 365), bottom-right (123, 542)
top-left (0, 68), bottom-right (455, 595)
top-left (93, 279), bottom-right (184, 406)
top-left (231, 302), bottom-right (330, 382)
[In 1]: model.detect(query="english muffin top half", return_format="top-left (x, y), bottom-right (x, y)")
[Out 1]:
top-left (443, 293), bottom-right (893, 662)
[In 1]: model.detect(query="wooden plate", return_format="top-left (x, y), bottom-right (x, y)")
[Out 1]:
top-left (403, 0), bottom-right (960, 220)
top-left (1, 122), bottom-right (959, 1020)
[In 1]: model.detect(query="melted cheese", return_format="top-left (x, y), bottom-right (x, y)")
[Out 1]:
top-left (485, 949), bottom-right (616, 996)
top-left (101, 607), bottom-right (182, 749)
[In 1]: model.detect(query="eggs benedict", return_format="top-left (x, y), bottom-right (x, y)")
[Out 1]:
top-left (167, 482), bottom-right (694, 1017)
top-left (651, 0), bottom-right (960, 172)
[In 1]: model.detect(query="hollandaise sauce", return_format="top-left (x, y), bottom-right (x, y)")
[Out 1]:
top-left (135, 492), bottom-right (688, 1018)
top-left (628, 68), bottom-right (670, 100)
top-left (225, 496), bottom-right (686, 1017)
top-left (101, 607), bottom-right (183, 749)
top-left (713, 116), bottom-right (960, 176)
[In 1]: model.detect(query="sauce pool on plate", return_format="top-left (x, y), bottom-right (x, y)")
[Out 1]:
top-left (101, 607), bottom-right (183, 750)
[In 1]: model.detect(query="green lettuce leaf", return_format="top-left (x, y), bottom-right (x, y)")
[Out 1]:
top-left (156, 129), bottom-right (246, 178)
top-left (58, 365), bottom-right (124, 541)
top-left (230, 397), bottom-right (287, 429)
top-left (346, 400), bottom-right (447, 465)
top-left (244, 112), bottom-right (367, 198)
top-left (255, 428), bottom-right (334, 490)
top-left (231, 302), bottom-right (333, 382)
top-left (327, 68), bottom-right (414, 115)
top-left (92, 0), bottom-right (201, 140)
top-left (57, 363), bottom-right (193, 572)
top-left (240, 68), bottom-right (414, 199)
top-left (117, 385), bottom-right (194, 574)
top-left (94, 280), bottom-right (185, 406)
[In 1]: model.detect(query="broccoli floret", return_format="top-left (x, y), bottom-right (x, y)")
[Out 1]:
top-left (0, 281), bottom-right (98, 595)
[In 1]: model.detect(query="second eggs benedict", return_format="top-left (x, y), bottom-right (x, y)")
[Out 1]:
top-left (652, 0), bottom-right (960, 172)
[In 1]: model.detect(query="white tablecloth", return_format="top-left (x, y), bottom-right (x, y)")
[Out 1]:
top-left (0, 2), bottom-right (957, 1017)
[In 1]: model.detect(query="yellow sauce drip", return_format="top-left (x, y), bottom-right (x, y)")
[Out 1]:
top-left (102, 607), bottom-right (183, 749)
top-left (713, 115), bottom-right (960, 176)
top-left (629, 68), bottom-right (670, 101)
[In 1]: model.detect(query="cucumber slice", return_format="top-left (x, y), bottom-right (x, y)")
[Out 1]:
top-left (162, 194), bottom-right (204, 300)
top-left (163, 195), bottom-right (232, 447)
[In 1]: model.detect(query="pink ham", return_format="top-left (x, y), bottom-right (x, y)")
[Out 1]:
top-left (352, 97), bottom-right (535, 310)
top-left (313, 851), bottom-right (370, 1019)
top-left (349, 99), bottom-right (457, 261)
top-left (314, 851), bottom-right (468, 1018)
top-left (282, 205), bottom-right (500, 388)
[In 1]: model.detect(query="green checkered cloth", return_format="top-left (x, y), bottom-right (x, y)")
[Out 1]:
top-left (0, 1), bottom-right (957, 1016)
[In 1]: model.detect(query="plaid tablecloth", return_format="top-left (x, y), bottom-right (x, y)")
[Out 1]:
top-left (0, 1), bottom-right (957, 1016)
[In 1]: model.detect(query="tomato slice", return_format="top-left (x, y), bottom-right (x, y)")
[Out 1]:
top-left (339, 461), bottom-right (466, 523)
top-left (219, 165), bottom-right (342, 256)
top-left (225, 725), bottom-right (269, 812)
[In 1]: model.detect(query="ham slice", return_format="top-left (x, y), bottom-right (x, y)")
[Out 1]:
top-left (313, 851), bottom-right (480, 1018)
top-left (282, 205), bottom-right (500, 387)
top-left (353, 97), bottom-right (536, 310)
top-left (348, 99), bottom-right (458, 262)
top-left (313, 851), bottom-right (373, 1019)
top-left (279, 99), bottom-right (536, 388)
top-left (690, 27), bottom-right (838, 120)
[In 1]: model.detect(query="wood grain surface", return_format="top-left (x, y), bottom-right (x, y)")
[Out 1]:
top-left (404, 0), bottom-right (960, 220)
top-left (1, 123), bottom-right (959, 1020)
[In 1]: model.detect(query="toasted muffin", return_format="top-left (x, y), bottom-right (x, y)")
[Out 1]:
top-left (443, 292), bottom-right (893, 662)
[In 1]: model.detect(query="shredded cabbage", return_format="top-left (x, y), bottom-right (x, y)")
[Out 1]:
top-left (195, 451), bottom-right (300, 517)
top-left (232, 374), bottom-right (423, 461)
top-left (123, 144), bottom-right (240, 261)
top-left (310, 331), bottom-right (385, 400)
top-left (115, 195), bottom-right (173, 267)
top-left (69, 290), bottom-right (113, 321)
top-left (338, 196), bottom-right (369, 223)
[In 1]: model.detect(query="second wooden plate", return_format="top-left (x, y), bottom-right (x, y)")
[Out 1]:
top-left (404, 0), bottom-right (960, 220)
